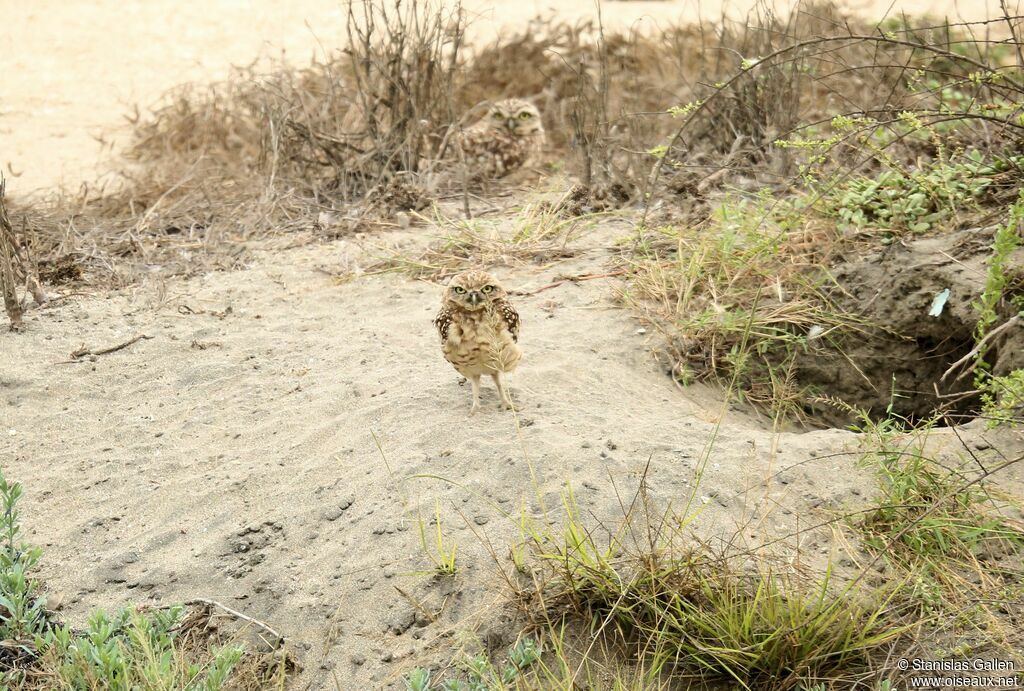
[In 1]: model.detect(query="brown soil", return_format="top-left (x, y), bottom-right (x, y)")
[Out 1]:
top-left (800, 228), bottom-right (1024, 424)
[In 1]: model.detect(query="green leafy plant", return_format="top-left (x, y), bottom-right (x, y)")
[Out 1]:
top-left (34, 608), bottom-right (244, 691)
top-left (974, 193), bottom-right (1024, 343)
top-left (970, 193), bottom-right (1024, 426)
top-left (830, 150), bottom-right (1017, 232)
top-left (0, 473), bottom-right (47, 643)
top-left (406, 667), bottom-right (433, 691)
top-left (0, 469), bottom-right (265, 690)
top-left (404, 638), bottom-right (541, 690)
top-left (980, 369), bottom-right (1024, 428)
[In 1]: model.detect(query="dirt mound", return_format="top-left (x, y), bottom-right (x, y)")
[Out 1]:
top-left (800, 227), bottom-right (1024, 424)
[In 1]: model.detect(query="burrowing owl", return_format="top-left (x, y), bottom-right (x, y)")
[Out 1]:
top-left (434, 270), bottom-right (522, 414)
top-left (455, 99), bottom-right (545, 179)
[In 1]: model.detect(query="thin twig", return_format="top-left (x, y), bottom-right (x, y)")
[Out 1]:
top-left (62, 334), bottom-right (154, 362)
top-left (186, 597), bottom-right (286, 646)
top-left (0, 178), bottom-right (24, 330)
top-left (940, 314), bottom-right (1021, 383)
top-left (514, 270), bottom-right (627, 296)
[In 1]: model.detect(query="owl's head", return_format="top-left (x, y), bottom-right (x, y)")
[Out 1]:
top-left (443, 270), bottom-right (508, 311)
top-left (483, 99), bottom-right (543, 138)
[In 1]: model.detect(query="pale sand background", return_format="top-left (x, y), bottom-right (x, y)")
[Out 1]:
top-left (0, 0), bottom-right (1015, 194)
top-left (5, 218), bottom-right (1019, 687)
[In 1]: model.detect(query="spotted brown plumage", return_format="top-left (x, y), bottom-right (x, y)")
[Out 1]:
top-left (434, 305), bottom-right (454, 341)
top-left (434, 270), bottom-right (522, 413)
top-left (498, 300), bottom-right (520, 342)
top-left (454, 98), bottom-right (545, 180)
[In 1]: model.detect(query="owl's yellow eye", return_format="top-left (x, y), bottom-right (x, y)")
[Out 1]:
top-left (482, 285), bottom-right (494, 293)
top-left (518, 111), bottom-right (532, 119)
top-left (454, 286), bottom-right (466, 294)
top-left (492, 112), bottom-right (504, 120)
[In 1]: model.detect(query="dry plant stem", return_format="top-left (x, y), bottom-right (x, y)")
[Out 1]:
top-left (641, 31), bottom-right (1024, 221)
top-left (0, 245), bottom-right (20, 330)
top-left (941, 313), bottom-right (1022, 383)
top-left (1000, 0), bottom-right (1024, 68)
top-left (185, 597), bottom-right (286, 647)
top-left (18, 231), bottom-right (47, 308)
top-left (514, 270), bottom-right (627, 296)
top-left (0, 180), bottom-right (23, 330)
top-left (65, 333), bottom-right (154, 361)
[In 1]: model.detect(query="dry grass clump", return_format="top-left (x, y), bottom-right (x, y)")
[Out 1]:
top-left (367, 202), bottom-right (598, 281)
top-left (11, 0), bottom-right (1024, 294)
top-left (0, 179), bottom-right (46, 330)
top-left (264, 1), bottom-right (466, 204)
top-left (480, 433), bottom-right (1024, 689)
top-left (16, 0), bottom-right (470, 286)
top-left (502, 490), bottom-right (915, 690)
top-left (14, 76), bottom-right (298, 287)
top-left (619, 196), bottom-right (866, 421)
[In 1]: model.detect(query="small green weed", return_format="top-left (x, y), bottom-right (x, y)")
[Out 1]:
top-left (0, 469), bottom-right (273, 690)
top-left (0, 473), bottom-right (47, 644)
top-left (850, 410), bottom-right (1024, 597)
top-left (972, 193), bottom-right (1024, 427)
top-left (973, 192), bottom-right (1024, 349)
top-left (404, 638), bottom-right (541, 690)
top-left (829, 150), bottom-right (1020, 232)
top-left (980, 369), bottom-right (1024, 428)
top-left (418, 500), bottom-right (459, 575)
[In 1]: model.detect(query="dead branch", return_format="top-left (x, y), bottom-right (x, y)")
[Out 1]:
top-left (186, 597), bottom-right (286, 647)
top-left (941, 314), bottom-right (1022, 384)
top-left (514, 270), bottom-right (627, 296)
top-left (64, 334), bottom-right (154, 362)
top-left (0, 179), bottom-right (25, 330)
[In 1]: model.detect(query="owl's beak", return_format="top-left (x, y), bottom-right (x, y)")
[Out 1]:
top-left (506, 118), bottom-right (516, 131)
top-left (468, 290), bottom-right (483, 306)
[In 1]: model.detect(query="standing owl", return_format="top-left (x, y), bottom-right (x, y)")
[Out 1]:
top-left (434, 270), bottom-right (522, 414)
top-left (455, 99), bottom-right (545, 179)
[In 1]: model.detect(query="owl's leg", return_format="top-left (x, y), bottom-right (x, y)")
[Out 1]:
top-left (469, 375), bottom-right (482, 415)
top-left (491, 371), bottom-right (514, 410)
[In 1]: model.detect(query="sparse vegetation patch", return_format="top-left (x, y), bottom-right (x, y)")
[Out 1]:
top-left (0, 471), bottom-right (288, 690)
top-left (505, 492), bottom-right (913, 689)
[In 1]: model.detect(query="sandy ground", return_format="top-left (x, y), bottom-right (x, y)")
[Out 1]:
top-left (3, 216), bottom-right (1023, 687)
top-left (1, 0), bottom-right (1015, 194)
top-left (3, 1), bottom-right (1024, 688)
